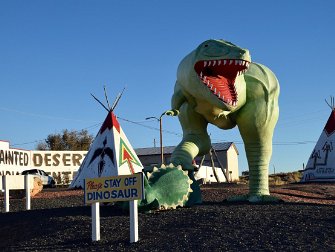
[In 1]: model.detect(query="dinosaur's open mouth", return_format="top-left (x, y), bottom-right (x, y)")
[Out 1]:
top-left (194, 59), bottom-right (250, 106)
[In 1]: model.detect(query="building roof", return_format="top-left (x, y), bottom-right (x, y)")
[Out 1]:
top-left (135, 142), bottom-right (238, 156)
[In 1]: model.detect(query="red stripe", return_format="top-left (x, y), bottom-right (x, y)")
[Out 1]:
top-left (324, 110), bottom-right (335, 136)
top-left (99, 112), bottom-right (121, 134)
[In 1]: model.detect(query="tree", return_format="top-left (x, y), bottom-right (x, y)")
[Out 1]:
top-left (37, 129), bottom-right (94, 151)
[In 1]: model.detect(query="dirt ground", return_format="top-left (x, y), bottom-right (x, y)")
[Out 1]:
top-left (0, 182), bottom-right (334, 251)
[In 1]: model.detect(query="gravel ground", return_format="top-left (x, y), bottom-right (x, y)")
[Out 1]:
top-left (0, 183), bottom-right (334, 251)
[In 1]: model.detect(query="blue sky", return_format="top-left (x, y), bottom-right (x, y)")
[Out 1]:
top-left (1, 1), bottom-right (334, 174)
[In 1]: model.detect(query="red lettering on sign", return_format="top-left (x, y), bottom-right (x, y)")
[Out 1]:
top-left (87, 181), bottom-right (103, 191)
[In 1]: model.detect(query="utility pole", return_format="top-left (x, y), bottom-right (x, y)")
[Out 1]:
top-left (145, 110), bottom-right (179, 165)
top-left (145, 115), bottom-right (164, 164)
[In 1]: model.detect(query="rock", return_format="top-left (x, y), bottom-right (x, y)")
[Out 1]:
top-left (9, 177), bottom-right (43, 199)
top-left (30, 177), bottom-right (43, 197)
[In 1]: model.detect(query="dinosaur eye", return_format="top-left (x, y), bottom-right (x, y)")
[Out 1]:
top-left (204, 44), bottom-right (208, 47)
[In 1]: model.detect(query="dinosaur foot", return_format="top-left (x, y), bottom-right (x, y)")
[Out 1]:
top-left (147, 164), bottom-right (193, 210)
top-left (227, 194), bottom-right (281, 203)
top-left (118, 164), bottom-right (202, 212)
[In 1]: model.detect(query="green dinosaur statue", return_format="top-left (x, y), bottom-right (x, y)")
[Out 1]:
top-left (167, 39), bottom-right (280, 203)
top-left (135, 39), bottom-right (279, 211)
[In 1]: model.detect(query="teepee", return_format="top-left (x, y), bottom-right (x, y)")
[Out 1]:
top-left (70, 111), bottom-right (143, 188)
top-left (301, 97), bottom-right (335, 182)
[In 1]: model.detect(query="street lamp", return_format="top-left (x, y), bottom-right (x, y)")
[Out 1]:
top-left (145, 114), bottom-right (164, 164)
top-left (145, 109), bottom-right (180, 165)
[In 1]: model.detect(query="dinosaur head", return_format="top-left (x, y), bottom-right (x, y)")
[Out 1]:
top-left (178, 39), bottom-right (251, 111)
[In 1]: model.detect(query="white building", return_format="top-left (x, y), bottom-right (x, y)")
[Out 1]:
top-left (136, 142), bottom-right (239, 182)
top-left (0, 140), bottom-right (239, 184)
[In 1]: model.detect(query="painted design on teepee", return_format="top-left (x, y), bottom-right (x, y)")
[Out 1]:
top-left (301, 97), bottom-right (335, 182)
top-left (309, 141), bottom-right (333, 169)
top-left (88, 137), bottom-right (115, 176)
top-left (119, 138), bottom-right (142, 174)
top-left (69, 110), bottom-right (143, 188)
top-left (324, 110), bottom-right (335, 136)
top-left (100, 112), bottom-right (120, 134)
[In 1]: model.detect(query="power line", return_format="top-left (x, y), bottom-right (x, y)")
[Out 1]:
top-left (10, 115), bottom-right (317, 148)
top-left (11, 140), bottom-right (41, 147)
top-left (2, 105), bottom-right (323, 147)
top-left (118, 116), bottom-right (182, 137)
top-left (11, 122), bottom-right (103, 147)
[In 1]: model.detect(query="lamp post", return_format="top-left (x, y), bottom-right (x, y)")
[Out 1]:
top-left (145, 114), bottom-right (164, 164)
top-left (145, 109), bottom-right (179, 165)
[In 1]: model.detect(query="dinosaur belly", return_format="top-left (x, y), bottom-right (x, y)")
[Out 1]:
top-left (193, 101), bottom-right (237, 129)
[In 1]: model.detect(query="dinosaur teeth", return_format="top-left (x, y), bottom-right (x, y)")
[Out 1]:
top-left (201, 59), bottom-right (249, 70)
top-left (197, 59), bottom-right (244, 107)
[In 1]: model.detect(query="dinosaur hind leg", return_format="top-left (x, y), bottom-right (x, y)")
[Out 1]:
top-left (170, 103), bottom-right (211, 170)
top-left (170, 103), bottom-right (211, 205)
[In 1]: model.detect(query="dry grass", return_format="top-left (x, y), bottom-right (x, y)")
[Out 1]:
top-left (239, 171), bottom-right (303, 186)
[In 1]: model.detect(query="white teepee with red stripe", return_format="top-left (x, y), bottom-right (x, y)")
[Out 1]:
top-left (70, 111), bottom-right (143, 188)
top-left (301, 97), bottom-right (335, 182)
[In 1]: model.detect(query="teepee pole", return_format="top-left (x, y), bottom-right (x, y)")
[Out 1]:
top-left (325, 96), bottom-right (335, 110)
top-left (91, 93), bottom-right (109, 112)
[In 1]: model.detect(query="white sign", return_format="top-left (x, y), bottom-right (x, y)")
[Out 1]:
top-left (85, 173), bottom-right (144, 243)
top-left (84, 173), bottom-right (144, 204)
top-left (0, 140), bottom-right (87, 183)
